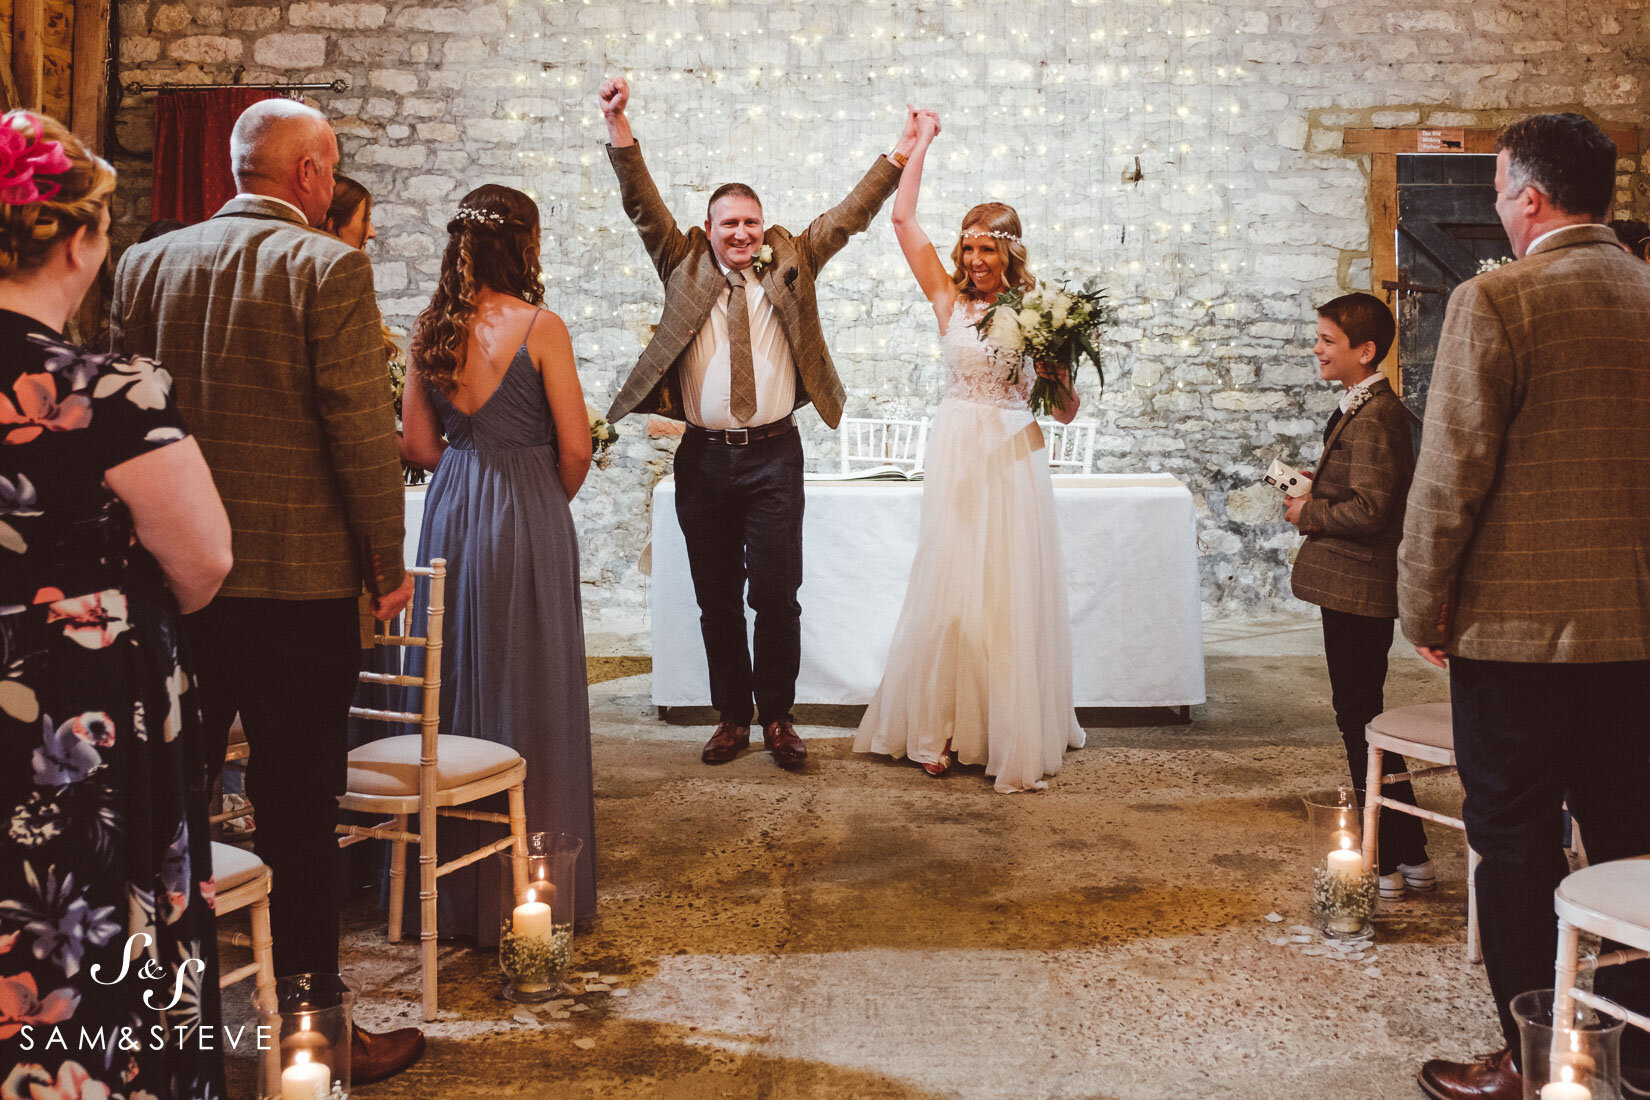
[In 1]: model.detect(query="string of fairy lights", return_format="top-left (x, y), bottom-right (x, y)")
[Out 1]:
top-left (471, 0), bottom-right (1254, 405)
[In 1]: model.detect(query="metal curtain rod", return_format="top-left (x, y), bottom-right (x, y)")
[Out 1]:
top-left (123, 78), bottom-right (350, 96)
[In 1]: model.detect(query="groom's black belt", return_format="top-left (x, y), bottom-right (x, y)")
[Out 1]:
top-left (687, 415), bottom-right (796, 446)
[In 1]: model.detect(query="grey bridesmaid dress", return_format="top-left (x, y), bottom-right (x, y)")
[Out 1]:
top-left (404, 316), bottom-right (597, 935)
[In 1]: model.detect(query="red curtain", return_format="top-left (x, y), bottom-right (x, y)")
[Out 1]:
top-left (150, 88), bottom-right (283, 224)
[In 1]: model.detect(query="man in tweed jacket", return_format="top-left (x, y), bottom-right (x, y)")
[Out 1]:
top-left (1399, 114), bottom-right (1650, 1100)
top-left (1287, 292), bottom-right (1430, 900)
top-left (600, 77), bottom-right (916, 769)
top-left (112, 100), bottom-right (423, 1077)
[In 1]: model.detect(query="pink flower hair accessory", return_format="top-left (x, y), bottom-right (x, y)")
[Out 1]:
top-left (0, 113), bottom-right (73, 205)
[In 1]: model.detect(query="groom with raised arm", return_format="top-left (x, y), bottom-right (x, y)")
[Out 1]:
top-left (599, 76), bottom-right (917, 769)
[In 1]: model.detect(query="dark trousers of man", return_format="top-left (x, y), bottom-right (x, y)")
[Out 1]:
top-left (186, 596), bottom-right (361, 977)
top-left (674, 424), bottom-right (805, 728)
top-left (1451, 656), bottom-right (1650, 1067)
top-left (1321, 608), bottom-right (1428, 873)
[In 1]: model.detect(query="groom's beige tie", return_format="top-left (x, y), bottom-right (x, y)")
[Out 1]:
top-left (726, 268), bottom-right (757, 423)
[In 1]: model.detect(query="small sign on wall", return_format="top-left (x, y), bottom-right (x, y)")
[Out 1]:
top-left (1417, 129), bottom-right (1466, 152)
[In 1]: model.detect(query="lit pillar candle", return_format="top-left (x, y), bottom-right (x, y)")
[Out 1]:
top-left (281, 1050), bottom-right (329, 1100)
top-left (1538, 1080), bottom-right (1591, 1100)
top-left (512, 888), bottom-right (553, 941)
top-left (1326, 832), bottom-right (1363, 879)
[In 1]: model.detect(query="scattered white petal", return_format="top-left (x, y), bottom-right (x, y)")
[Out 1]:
top-left (1289, 935), bottom-right (1313, 943)
top-left (552, 1011), bottom-right (572, 1020)
top-left (571, 1004), bottom-right (589, 1013)
top-left (599, 974), bottom-right (622, 983)
top-left (512, 1011), bottom-right (538, 1025)
top-left (1288, 925), bottom-right (1315, 936)
top-left (580, 972), bottom-right (600, 980)
top-left (1302, 947), bottom-right (1327, 956)
top-left (573, 1038), bottom-right (595, 1051)
top-left (1268, 936), bottom-right (1293, 947)
top-left (585, 983), bottom-right (611, 992)
top-left (1264, 912), bottom-right (1283, 923)
top-left (611, 988), bottom-right (629, 998)
top-left (1364, 967), bottom-right (1382, 978)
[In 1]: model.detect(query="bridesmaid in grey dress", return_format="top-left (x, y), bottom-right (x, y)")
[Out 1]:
top-left (399, 185), bottom-right (597, 934)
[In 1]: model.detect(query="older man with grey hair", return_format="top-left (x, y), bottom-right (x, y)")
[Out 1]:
top-left (112, 97), bottom-right (423, 1083)
top-left (1400, 111), bottom-right (1650, 1100)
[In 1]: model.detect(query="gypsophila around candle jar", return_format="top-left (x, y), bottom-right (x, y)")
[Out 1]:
top-left (1303, 787), bottom-right (1376, 942)
top-left (498, 831), bottom-right (581, 1003)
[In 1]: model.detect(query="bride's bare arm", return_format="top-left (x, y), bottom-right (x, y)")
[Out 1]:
top-left (888, 109), bottom-right (954, 323)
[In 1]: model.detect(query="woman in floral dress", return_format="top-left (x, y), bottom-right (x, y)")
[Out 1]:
top-left (0, 111), bottom-right (232, 1098)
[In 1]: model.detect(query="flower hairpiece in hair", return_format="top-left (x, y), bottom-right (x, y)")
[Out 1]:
top-left (0, 113), bottom-right (73, 205)
top-left (961, 229), bottom-right (1023, 245)
top-left (454, 207), bottom-right (504, 226)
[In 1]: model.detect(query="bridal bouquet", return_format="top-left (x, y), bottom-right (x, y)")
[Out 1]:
top-left (973, 279), bottom-right (1115, 417)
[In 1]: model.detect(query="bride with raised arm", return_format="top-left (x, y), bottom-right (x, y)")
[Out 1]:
top-left (853, 109), bottom-right (1085, 793)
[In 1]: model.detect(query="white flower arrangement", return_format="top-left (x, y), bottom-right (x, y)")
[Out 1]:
top-left (1477, 256), bottom-right (1514, 274)
top-left (973, 278), bottom-right (1117, 417)
top-left (751, 244), bottom-right (775, 274)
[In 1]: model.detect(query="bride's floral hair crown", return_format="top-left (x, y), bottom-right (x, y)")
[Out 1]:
top-left (961, 228), bottom-right (1023, 245)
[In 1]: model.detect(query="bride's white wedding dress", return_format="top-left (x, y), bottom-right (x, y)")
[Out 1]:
top-left (854, 297), bottom-right (1085, 792)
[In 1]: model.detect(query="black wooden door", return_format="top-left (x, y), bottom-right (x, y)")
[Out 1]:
top-left (1393, 154), bottom-right (1512, 425)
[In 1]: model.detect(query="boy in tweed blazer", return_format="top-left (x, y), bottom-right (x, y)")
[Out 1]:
top-left (1287, 293), bottom-right (1431, 897)
top-left (1400, 114), bottom-right (1650, 1100)
top-left (599, 77), bottom-right (918, 770)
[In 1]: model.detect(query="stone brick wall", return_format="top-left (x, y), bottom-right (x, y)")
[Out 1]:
top-left (109, 0), bottom-right (1648, 623)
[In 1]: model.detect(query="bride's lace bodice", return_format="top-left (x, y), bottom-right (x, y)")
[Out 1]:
top-left (941, 298), bottom-right (1031, 410)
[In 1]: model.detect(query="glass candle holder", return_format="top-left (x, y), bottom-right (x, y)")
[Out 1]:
top-left (1513, 989), bottom-right (1624, 1100)
top-left (1303, 787), bottom-right (1376, 942)
top-left (257, 973), bottom-right (353, 1100)
top-left (498, 831), bottom-right (582, 1003)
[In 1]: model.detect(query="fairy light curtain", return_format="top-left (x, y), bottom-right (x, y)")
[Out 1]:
top-left (487, 0), bottom-right (1249, 456)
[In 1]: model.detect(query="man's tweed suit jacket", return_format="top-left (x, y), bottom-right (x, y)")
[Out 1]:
top-left (111, 194), bottom-right (405, 602)
top-left (604, 142), bottom-right (900, 429)
top-left (1398, 224), bottom-right (1650, 662)
top-left (1291, 376), bottom-right (1415, 619)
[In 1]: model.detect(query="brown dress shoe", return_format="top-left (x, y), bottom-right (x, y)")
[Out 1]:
top-left (763, 719), bottom-right (807, 769)
top-left (351, 1023), bottom-right (426, 1084)
top-left (1418, 1047), bottom-right (1521, 1100)
top-left (701, 722), bottom-right (750, 764)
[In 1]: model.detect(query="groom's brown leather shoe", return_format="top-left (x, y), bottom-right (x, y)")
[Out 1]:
top-left (351, 1024), bottom-right (426, 1084)
top-left (1418, 1047), bottom-right (1521, 1100)
top-left (763, 719), bottom-right (807, 769)
top-left (701, 722), bottom-right (750, 764)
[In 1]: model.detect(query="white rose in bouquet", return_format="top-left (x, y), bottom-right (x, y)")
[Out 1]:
top-left (988, 306), bottom-right (1025, 353)
top-left (1017, 306), bottom-right (1041, 333)
top-left (1050, 293), bottom-right (1072, 328)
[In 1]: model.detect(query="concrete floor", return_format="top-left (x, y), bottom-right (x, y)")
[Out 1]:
top-left (224, 615), bottom-right (1505, 1099)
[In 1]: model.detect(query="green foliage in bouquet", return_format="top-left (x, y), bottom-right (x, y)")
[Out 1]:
top-left (384, 326), bottom-right (426, 486)
top-left (972, 277), bottom-right (1117, 417)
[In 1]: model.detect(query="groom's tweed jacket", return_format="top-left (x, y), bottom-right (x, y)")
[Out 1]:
top-left (110, 194), bottom-right (405, 602)
top-left (605, 142), bottom-right (900, 429)
top-left (1398, 224), bottom-right (1650, 662)
top-left (1291, 376), bottom-right (1414, 619)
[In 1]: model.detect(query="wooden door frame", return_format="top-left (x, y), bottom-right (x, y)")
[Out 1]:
top-left (1345, 127), bottom-right (1640, 392)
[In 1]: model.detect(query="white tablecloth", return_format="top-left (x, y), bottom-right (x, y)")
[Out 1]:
top-left (649, 474), bottom-right (1205, 709)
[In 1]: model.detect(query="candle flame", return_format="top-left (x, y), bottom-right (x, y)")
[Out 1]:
top-left (299, 1012), bottom-right (310, 1032)
top-left (526, 888), bottom-right (536, 904)
top-left (294, 1050), bottom-right (311, 1066)
top-left (1338, 835), bottom-right (1354, 851)
top-left (1560, 1064), bottom-right (1574, 1084)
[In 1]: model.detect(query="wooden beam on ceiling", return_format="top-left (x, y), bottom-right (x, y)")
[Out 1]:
top-left (12, 0), bottom-right (45, 109)
top-left (71, 0), bottom-right (109, 150)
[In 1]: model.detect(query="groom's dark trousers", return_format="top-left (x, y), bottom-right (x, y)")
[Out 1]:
top-left (674, 422), bottom-right (805, 727)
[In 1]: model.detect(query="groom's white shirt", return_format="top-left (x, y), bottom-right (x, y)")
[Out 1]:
top-left (679, 257), bottom-right (797, 429)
